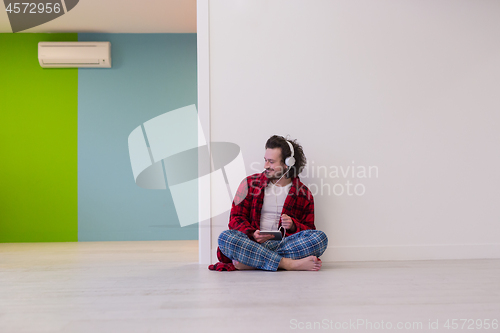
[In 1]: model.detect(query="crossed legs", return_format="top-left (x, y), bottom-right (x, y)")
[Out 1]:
top-left (218, 229), bottom-right (328, 271)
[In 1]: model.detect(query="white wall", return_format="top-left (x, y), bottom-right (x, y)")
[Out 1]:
top-left (204, 0), bottom-right (500, 261)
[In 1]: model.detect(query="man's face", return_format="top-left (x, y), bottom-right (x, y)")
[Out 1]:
top-left (264, 148), bottom-right (287, 179)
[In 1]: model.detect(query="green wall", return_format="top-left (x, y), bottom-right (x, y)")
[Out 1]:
top-left (0, 33), bottom-right (78, 242)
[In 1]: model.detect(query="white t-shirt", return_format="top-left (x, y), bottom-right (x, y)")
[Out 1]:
top-left (260, 182), bottom-right (292, 231)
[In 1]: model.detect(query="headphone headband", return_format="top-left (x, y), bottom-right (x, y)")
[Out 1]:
top-left (284, 140), bottom-right (296, 167)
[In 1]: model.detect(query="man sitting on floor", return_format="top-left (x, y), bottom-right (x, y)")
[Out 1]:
top-left (210, 135), bottom-right (328, 272)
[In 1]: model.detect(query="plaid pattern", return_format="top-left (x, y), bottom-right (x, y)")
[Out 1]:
top-left (229, 173), bottom-right (315, 240)
top-left (208, 262), bottom-right (236, 271)
top-left (218, 229), bottom-right (328, 271)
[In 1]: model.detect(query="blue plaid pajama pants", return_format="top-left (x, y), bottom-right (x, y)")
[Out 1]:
top-left (218, 229), bottom-right (328, 271)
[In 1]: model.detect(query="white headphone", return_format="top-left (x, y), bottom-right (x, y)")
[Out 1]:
top-left (284, 140), bottom-right (296, 167)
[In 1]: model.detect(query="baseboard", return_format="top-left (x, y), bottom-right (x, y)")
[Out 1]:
top-left (322, 243), bottom-right (500, 262)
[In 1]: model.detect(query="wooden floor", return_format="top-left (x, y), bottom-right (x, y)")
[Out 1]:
top-left (1, 241), bottom-right (499, 333)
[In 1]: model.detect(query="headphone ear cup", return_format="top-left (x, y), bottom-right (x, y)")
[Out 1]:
top-left (285, 156), bottom-right (296, 167)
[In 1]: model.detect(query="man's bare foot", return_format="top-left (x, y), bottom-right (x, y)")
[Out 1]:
top-left (232, 260), bottom-right (257, 270)
top-left (278, 256), bottom-right (322, 271)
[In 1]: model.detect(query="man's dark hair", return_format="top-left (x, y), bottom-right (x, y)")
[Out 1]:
top-left (265, 135), bottom-right (307, 178)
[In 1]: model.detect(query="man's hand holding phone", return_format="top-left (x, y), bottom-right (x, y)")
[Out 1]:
top-left (253, 230), bottom-right (275, 243)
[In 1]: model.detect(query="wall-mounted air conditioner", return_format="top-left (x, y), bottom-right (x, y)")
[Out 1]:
top-left (38, 42), bottom-right (111, 68)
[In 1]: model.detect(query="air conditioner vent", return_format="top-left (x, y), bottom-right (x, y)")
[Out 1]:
top-left (38, 42), bottom-right (111, 68)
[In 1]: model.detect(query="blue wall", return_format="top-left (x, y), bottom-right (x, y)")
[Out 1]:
top-left (78, 34), bottom-right (198, 241)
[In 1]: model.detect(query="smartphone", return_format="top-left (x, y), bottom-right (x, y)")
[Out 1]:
top-left (259, 230), bottom-right (283, 241)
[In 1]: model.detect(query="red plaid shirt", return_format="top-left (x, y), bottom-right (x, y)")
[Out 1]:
top-left (229, 172), bottom-right (316, 239)
top-left (212, 172), bottom-right (316, 269)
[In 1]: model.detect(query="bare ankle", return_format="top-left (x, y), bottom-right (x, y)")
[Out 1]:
top-left (278, 256), bottom-right (322, 271)
top-left (278, 258), bottom-right (293, 270)
top-left (232, 260), bottom-right (256, 270)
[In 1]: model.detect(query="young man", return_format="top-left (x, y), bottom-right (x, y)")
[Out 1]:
top-left (210, 135), bottom-right (328, 271)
